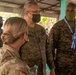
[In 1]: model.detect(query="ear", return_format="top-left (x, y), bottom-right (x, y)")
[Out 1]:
top-left (23, 33), bottom-right (28, 41)
top-left (25, 11), bottom-right (28, 15)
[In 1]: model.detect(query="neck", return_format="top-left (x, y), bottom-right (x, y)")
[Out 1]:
top-left (10, 43), bottom-right (20, 51)
top-left (27, 21), bottom-right (35, 27)
top-left (9, 38), bottom-right (23, 51)
top-left (28, 23), bottom-right (35, 27)
top-left (65, 17), bottom-right (75, 22)
top-left (26, 18), bottom-right (35, 27)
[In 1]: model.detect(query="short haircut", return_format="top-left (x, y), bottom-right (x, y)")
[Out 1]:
top-left (24, 1), bottom-right (38, 12)
top-left (67, 3), bottom-right (76, 10)
top-left (1, 17), bottom-right (28, 44)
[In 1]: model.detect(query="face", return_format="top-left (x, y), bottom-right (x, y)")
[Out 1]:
top-left (66, 6), bottom-right (75, 21)
top-left (26, 4), bottom-right (41, 23)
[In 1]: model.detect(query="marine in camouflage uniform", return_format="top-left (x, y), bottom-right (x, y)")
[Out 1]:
top-left (0, 44), bottom-right (30, 75)
top-left (20, 1), bottom-right (54, 75)
top-left (20, 24), bottom-right (54, 75)
top-left (49, 3), bottom-right (76, 75)
top-left (0, 17), bottom-right (30, 75)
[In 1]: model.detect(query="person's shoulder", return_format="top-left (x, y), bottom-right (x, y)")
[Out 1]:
top-left (7, 59), bottom-right (29, 75)
top-left (36, 24), bottom-right (45, 30)
top-left (52, 19), bottom-right (64, 29)
top-left (0, 47), bottom-right (6, 59)
top-left (0, 59), bottom-right (27, 75)
top-left (50, 19), bottom-right (64, 32)
top-left (35, 24), bottom-right (46, 35)
top-left (55, 19), bottom-right (64, 26)
top-left (0, 58), bottom-right (16, 70)
top-left (1, 58), bottom-right (21, 70)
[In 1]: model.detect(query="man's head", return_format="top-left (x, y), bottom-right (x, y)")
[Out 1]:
top-left (66, 3), bottom-right (76, 21)
top-left (24, 1), bottom-right (41, 24)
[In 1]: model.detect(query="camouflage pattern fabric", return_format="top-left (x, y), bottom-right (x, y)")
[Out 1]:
top-left (49, 19), bottom-right (76, 75)
top-left (0, 29), bottom-right (3, 47)
top-left (20, 24), bottom-right (54, 75)
top-left (0, 44), bottom-right (30, 75)
top-left (0, 38), bottom-right (2, 47)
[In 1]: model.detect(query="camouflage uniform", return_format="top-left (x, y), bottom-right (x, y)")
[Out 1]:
top-left (0, 29), bottom-right (3, 47)
top-left (20, 24), bottom-right (54, 75)
top-left (0, 44), bottom-right (30, 75)
top-left (0, 37), bottom-right (2, 47)
top-left (49, 19), bottom-right (76, 75)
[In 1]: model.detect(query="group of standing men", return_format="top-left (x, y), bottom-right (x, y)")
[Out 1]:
top-left (0, 1), bottom-right (76, 75)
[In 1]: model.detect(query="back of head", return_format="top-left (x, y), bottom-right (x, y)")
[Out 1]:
top-left (1, 17), bottom-right (28, 44)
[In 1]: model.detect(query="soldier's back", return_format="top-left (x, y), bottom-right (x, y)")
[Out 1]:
top-left (0, 44), bottom-right (29, 75)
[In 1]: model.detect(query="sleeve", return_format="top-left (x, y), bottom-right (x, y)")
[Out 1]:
top-left (0, 59), bottom-right (29, 75)
top-left (46, 35), bottom-right (54, 69)
top-left (40, 26), bottom-right (55, 69)
top-left (46, 23), bottom-right (60, 69)
top-left (49, 23), bottom-right (60, 59)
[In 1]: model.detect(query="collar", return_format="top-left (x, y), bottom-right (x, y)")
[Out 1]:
top-left (2, 44), bottom-right (20, 58)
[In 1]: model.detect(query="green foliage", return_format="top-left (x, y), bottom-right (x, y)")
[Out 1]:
top-left (0, 12), bottom-right (19, 19)
top-left (39, 16), bottom-right (57, 29)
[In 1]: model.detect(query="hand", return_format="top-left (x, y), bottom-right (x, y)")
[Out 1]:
top-left (50, 68), bottom-right (55, 75)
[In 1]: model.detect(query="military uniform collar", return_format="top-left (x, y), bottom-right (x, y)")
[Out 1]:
top-left (2, 44), bottom-right (20, 58)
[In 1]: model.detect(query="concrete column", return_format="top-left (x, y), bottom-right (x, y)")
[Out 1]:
top-left (60, 0), bottom-right (68, 20)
